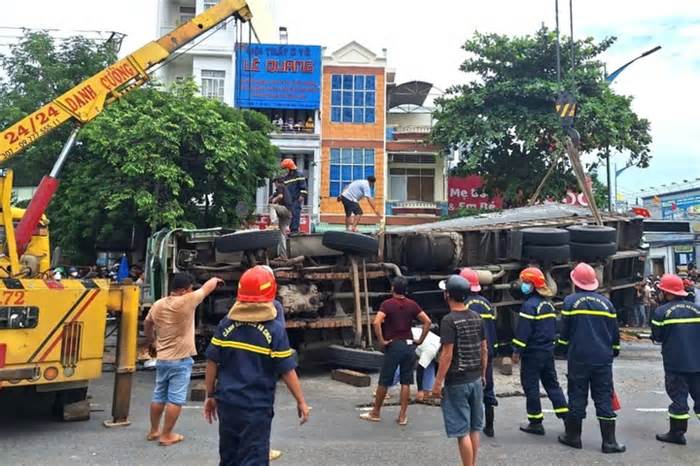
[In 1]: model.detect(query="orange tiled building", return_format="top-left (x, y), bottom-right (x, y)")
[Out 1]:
top-left (319, 42), bottom-right (386, 225)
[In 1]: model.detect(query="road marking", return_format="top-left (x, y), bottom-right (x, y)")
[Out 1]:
top-left (635, 408), bottom-right (667, 412)
top-left (651, 391), bottom-right (665, 395)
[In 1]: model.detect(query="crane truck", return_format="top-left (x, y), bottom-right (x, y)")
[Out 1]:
top-left (0, 0), bottom-right (253, 424)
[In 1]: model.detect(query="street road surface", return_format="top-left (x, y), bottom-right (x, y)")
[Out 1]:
top-left (1, 341), bottom-right (698, 465)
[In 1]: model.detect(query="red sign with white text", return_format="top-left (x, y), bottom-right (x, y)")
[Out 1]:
top-left (448, 176), bottom-right (502, 212)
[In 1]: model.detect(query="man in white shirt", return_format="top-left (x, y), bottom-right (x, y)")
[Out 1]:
top-left (339, 175), bottom-right (380, 231)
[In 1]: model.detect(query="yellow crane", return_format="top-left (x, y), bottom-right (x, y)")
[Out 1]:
top-left (0, 0), bottom-right (253, 426)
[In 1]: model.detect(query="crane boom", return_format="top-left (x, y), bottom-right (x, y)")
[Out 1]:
top-left (0, 0), bottom-right (252, 163)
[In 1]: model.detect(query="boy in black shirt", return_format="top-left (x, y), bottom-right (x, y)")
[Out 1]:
top-left (433, 275), bottom-right (488, 466)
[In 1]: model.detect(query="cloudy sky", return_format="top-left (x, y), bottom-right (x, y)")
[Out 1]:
top-left (3, 0), bottom-right (699, 199)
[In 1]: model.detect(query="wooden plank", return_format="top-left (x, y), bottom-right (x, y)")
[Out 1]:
top-left (331, 368), bottom-right (371, 387)
top-left (276, 270), bottom-right (387, 281)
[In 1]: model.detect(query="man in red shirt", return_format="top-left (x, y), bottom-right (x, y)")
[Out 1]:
top-left (361, 277), bottom-right (431, 425)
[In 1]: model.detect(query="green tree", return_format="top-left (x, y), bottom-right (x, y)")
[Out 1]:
top-left (432, 27), bottom-right (652, 204)
top-left (49, 80), bottom-right (278, 261)
top-left (0, 31), bottom-right (118, 185)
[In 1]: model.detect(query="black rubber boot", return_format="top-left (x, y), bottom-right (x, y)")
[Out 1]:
top-left (520, 419), bottom-right (545, 435)
top-left (483, 405), bottom-right (494, 437)
top-left (558, 417), bottom-right (582, 449)
top-left (656, 418), bottom-right (687, 445)
top-left (600, 419), bottom-right (626, 453)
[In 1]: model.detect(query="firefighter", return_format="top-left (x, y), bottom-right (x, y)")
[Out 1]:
top-left (651, 274), bottom-right (700, 445)
top-left (557, 262), bottom-right (625, 453)
top-left (512, 267), bottom-right (568, 435)
top-left (281, 159), bottom-right (308, 233)
top-left (457, 267), bottom-right (498, 437)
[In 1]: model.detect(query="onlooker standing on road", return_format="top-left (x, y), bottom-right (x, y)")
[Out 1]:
top-left (633, 281), bottom-right (647, 327)
top-left (339, 176), bottom-right (380, 231)
top-left (361, 276), bottom-right (431, 425)
top-left (144, 273), bottom-right (223, 446)
top-left (204, 266), bottom-right (309, 464)
top-left (432, 275), bottom-right (488, 466)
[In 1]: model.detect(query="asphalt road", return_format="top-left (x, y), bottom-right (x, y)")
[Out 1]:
top-left (1, 340), bottom-right (699, 465)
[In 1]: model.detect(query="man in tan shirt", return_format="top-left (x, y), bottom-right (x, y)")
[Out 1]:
top-left (144, 272), bottom-right (222, 446)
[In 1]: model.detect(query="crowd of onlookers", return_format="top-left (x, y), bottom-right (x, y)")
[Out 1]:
top-left (624, 264), bottom-right (699, 328)
top-left (53, 263), bottom-right (144, 284)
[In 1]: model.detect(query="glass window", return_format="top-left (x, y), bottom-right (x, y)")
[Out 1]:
top-left (330, 74), bottom-right (377, 124)
top-left (331, 90), bottom-right (341, 106)
top-left (388, 166), bottom-right (435, 202)
top-left (328, 148), bottom-right (376, 197)
top-left (201, 69), bottom-right (225, 101)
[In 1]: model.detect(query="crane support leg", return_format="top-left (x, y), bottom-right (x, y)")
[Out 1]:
top-left (104, 284), bottom-right (140, 428)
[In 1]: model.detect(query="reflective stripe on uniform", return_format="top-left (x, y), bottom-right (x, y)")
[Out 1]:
top-left (512, 338), bottom-right (527, 348)
top-left (597, 416), bottom-right (616, 421)
top-left (560, 309), bottom-right (616, 318)
top-left (210, 337), bottom-right (293, 358)
top-left (652, 317), bottom-right (700, 326)
top-left (480, 313), bottom-right (496, 320)
top-left (527, 412), bottom-right (544, 419)
top-left (669, 412), bottom-right (691, 420)
top-left (612, 344), bottom-right (620, 350)
top-left (518, 312), bottom-right (556, 320)
top-left (557, 339), bottom-right (569, 345)
top-left (553, 407), bottom-right (569, 414)
top-left (284, 177), bottom-right (306, 184)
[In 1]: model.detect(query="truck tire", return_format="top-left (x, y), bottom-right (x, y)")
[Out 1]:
top-left (570, 241), bottom-right (617, 261)
top-left (522, 244), bottom-right (570, 264)
top-left (521, 227), bottom-right (570, 246)
top-left (215, 230), bottom-right (281, 253)
top-left (567, 225), bottom-right (617, 244)
top-left (327, 345), bottom-right (384, 371)
top-left (322, 231), bottom-right (378, 256)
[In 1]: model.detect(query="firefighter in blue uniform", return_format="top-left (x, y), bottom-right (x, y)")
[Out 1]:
top-left (557, 262), bottom-right (625, 453)
top-left (458, 267), bottom-right (498, 437)
top-left (651, 273), bottom-right (700, 445)
top-left (204, 266), bottom-right (309, 465)
top-left (512, 267), bottom-right (568, 435)
top-left (281, 159), bottom-right (308, 233)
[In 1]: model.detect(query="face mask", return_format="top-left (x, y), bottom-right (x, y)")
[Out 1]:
top-left (520, 282), bottom-right (534, 295)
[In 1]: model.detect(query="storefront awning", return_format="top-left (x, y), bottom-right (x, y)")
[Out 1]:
top-left (388, 81), bottom-right (433, 109)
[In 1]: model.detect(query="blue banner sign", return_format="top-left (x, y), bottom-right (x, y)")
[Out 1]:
top-left (235, 43), bottom-right (321, 109)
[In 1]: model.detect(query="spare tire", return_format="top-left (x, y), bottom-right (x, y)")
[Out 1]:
top-left (570, 241), bottom-right (617, 261)
top-left (522, 244), bottom-right (570, 264)
top-left (567, 225), bottom-right (617, 244)
top-left (327, 345), bottom-right (384, 371)
top-left (322, 231), bottom-right (378, 256)
top-left (521, 227), bottom-right (570, 246)
top-left (215, 229), bottom-right (281, 253)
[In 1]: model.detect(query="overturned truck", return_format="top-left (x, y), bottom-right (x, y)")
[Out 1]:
top-left (143, 204), bottom-right (645, 369)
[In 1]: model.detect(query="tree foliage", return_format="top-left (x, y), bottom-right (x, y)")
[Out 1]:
top-left (0, 31), bottom-right (118, 185)
top-left (432, 27), bottom-right (652, 203)
top-left (50, 80), bottom-right (278, 261)
top-left (0, 31), bottom-right (278, 262)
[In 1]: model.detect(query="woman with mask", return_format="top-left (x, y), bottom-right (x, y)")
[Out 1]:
top-left (512, 267), bottom-right (569, 436)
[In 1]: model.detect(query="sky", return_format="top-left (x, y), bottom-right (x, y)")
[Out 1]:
top-left (2, 0), bottom-right (699, 200)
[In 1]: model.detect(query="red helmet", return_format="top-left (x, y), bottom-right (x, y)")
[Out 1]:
top-left (281, 158), bottom-right (297, 170)
top-left (237, 266), bottom-right (277, 303)
top-left (457, 267), bottom-right (481, 292)
top-left (570, 262), bottom-right (599, 291)
top-left (658, 274), bottom-right (688, 297)
top-left (519, 267), bottom-right (546, 288)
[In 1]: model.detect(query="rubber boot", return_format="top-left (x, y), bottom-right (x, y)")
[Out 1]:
top-left (483, 405), bottom-right (495, 437)
top-left (656, 418), bottom-right (687, 445)
top-left (520, 419), bottom-right (545, 435)
top-left (558, 417), bottom-right (582, 449)
top-left (599, 419), bottom-right (626, 453)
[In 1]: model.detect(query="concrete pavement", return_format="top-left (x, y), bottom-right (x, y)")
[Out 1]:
top-left (1, 340), bottom-right (699, 465)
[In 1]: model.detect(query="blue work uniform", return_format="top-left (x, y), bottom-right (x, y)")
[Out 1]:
top-left (513, 295), bottom-right (568, 421)
top-left (558, 291), bottom-right (620, 422)
top-left (651, 299), bottom-right (700, 422)
top-left (466, 293), bottom-right (498, 407)
top-left (283, 169), bottom-right (307, 233)
top-left (205, 314), bottom-right (296, 466)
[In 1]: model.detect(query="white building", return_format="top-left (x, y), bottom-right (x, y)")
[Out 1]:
top-left (154, 0), bottom-right (277, 106)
